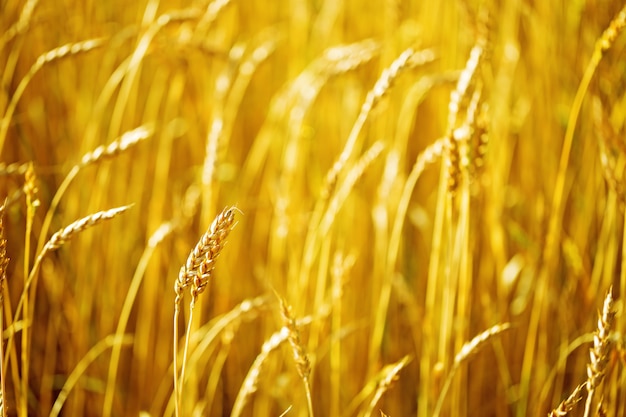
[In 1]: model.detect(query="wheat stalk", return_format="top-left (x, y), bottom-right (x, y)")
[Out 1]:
top-left (103, 220), bottom-right (177, 417)
top-left (19, 163), bottom-right (40, 416)
top-left (0, 201), bottom-right (8, 417)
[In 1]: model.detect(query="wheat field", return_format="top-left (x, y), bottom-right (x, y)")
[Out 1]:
top-left (1, 0), bottom-right (626, 416)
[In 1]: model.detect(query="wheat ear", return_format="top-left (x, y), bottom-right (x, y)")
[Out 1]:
top-left (445, 40), bottom-right (485, 193)
top-left (0, 38), bottom-right (106, 154)
top-left (3, 205), bottom-right (133, 385)
top-left (433, 323), bottom-right (510, 417)
top-left (36, 124), bottom-right (154, 262)
top-left (230, 327), bottom-right (290, 417)
top-left (277, 295), bottom-right (314, 417)
top-left (0, 0), bottom-right (39, 48)
top-left (582, 287), bottom-right (615, 417)
top-left (361, 356), bottom-right (411, 417)
top-left (323, 47), bottom-right (436, 199)
top-left (173, 206), bottom-right (237, 417)
top-left (545, 4), bottom-right (626, 293)
top-left (548, 382), bottom-right (587, 417)
top-left (0, 163), bottom-right (29, 176)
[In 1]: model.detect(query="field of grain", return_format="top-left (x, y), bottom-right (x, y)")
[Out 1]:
top-left (1, 1), bottom-right (626, 416)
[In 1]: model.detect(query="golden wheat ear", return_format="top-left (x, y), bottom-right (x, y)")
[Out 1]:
top-left (173, 205), bottom-right (238, 417)
top-left (582, 287), bottom-right (615, 417)
top-left (549, 382), bottom-right (587, 417)
top-left (433, 323), bottom-right (511, 417)
top-left (276, 293), bottom-right (314, 417)
top-left (174, 205), bottom-right (238, 304)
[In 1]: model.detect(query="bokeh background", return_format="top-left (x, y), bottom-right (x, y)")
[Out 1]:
top-left (1, 0), bottom-right (626, 416)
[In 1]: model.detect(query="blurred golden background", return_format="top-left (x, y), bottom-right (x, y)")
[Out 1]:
top-left (1, 0), bottom-right (626, 416)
